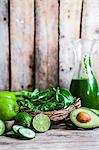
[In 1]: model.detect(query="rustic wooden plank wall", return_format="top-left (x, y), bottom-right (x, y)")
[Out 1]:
top-left (0, 0), bottom-right (99, 91)
top-left (10, 0), bottom-right (34, 91)
top-left (59, 0), bottom-right (83, 88)
top-left (35, 0), bottom-right (58, 89)
top-left (0, 0), bottom-right (9, 90)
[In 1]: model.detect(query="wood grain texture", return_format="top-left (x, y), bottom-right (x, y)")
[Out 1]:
top-left (0, 128), bottom-right (99, 150)
top-left (92, 41), bottom-right (99, 84)
top-left (0, 0), bottom-right (9, 90)
top-left (81, 0), bottom-right (99, 82)
top-left (59, 0), bottom-right (83, 89)
top-left (35, 0), bottom-right (58, 89)
top-left (81, 0), bottom-right (99, 39)
top-left (10, 0), bottom-right (34, 91)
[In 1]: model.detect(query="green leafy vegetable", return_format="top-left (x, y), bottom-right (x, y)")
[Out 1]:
top-left (18, 87), bottom-right (75, 112)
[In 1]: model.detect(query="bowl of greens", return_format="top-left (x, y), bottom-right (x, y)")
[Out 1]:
top-left (17, 87), bottom-right (81, 121)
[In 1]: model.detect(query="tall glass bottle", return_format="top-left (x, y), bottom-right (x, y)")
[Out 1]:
top-left (70, 39), bottom-right (99, 109)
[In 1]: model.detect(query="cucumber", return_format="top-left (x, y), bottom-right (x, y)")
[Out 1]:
top-left (18, 128), bottom-right (35, 139)
top-left (6, 131), bottom-right (15, 136)
top-left (13, 125), bottom-right (35, 139)
top-left (5, 131), bottom-right (16, 138)
top-left (0, 120), bottom-right (5, 135)
top-left (12, 125), bottom-right (24, 134)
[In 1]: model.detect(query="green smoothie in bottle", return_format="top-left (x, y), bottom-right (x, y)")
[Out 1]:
top-left (70, 55), bottom-right (99, 109)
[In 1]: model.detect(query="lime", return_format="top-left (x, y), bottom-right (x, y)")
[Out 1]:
top-left (0, 97), bottom-right (19, 121)
top-left (0, 120), bottom-right (5, 135)
top-left (0, 92), bottom-right (16, 100)
top-left (33, 114), bottom-right (51, 132)
top-left (15, 112), bottom-right (32, 128)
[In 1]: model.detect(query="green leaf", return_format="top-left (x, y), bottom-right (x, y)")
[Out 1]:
top-left (56, 87), bottom-right (60, 101)
top-left (60, 88), bottom-right (74, 103)
top-left (31, 89), bottom-right (39, 98)
top-left (18, 87), bottom-right (75, 112)
top-left (21, 91), bottom-right (31, 98)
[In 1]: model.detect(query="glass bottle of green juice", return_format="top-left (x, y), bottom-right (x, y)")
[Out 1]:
top-left (70, 40), bottom-right (99, 109)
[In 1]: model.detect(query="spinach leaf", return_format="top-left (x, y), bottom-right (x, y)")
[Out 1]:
top-left (18, 87), bottom-right (75, 112)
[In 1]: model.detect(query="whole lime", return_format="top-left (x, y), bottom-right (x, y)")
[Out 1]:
top-left (0, 97), bottom-right (19, 121)
top-left (15, 112), bottom-right (32, 128)
top-left (0, 92), bottom-right (16, 100)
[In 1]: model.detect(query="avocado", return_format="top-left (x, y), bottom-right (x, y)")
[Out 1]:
top-left (70, 107), bottom-right (99, 129)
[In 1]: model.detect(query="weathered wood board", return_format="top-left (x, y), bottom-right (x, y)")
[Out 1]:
top-left (81, 0), bottom-right (99, 40)
top-left (59, 0), bottom-right (83, 89)
top-left (81, 0), bottom-right (99, 82)
top-left (0, 0), bottom-right (9, 90)
top-left (10, 0), bottom-right (34, 91)
top-left (0, 0), bottom-right (99, 90)
top-left (35, 0), bottom-right (58, 89)
top-left (0, 128), bottom-right (99, 150)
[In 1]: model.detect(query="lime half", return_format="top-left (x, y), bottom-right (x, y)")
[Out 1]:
top-left (33, 114), bottom-right (51, 132)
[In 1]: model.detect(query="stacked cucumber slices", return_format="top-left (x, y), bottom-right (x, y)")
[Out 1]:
top-left (0, 112), bottom-right (51, 140)
top-left (12, 125), bottom-right (36, 139)
top-left (6, 125), bottom-right (36, 140)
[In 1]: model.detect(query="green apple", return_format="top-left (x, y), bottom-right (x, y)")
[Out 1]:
top-left (0, 97), bottom-right (19, 121)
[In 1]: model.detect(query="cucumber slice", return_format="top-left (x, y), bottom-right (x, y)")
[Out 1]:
top-left (18, 128), bottom-right (35, 139)
top-left (5, 131), bottom-right (16, 138)
top-left (6, 131), bottom-right (14, 136)
top-left (33, 114), bottom-right (51, 132)
top-left (12, 125), bottom-right (24, 134)
top-left (0, 120), bottom-right (5, 135)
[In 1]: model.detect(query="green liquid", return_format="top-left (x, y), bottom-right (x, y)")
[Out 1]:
top-left (70, 78), bottom-right (99, 109)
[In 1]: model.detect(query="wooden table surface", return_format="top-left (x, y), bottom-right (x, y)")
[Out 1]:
top-left (0, 126), bottom-right (99, 150)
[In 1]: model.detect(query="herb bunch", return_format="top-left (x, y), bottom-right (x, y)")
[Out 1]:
top-left (18, 87), bottom-right (76, 112)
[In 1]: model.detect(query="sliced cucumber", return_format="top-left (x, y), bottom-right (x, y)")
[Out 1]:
top-left (5, 131), bottom-right (16, 138)
top-left (12, 125), bottom-right (24, 134)
top-left (18, 128), bottom-right (35, 139)
top-left (12, 125), bottom-right (35, 139)
top-left (0, 120), bottom-right (5, 135)
top-left (6, 131), bottom-right (14, 136)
